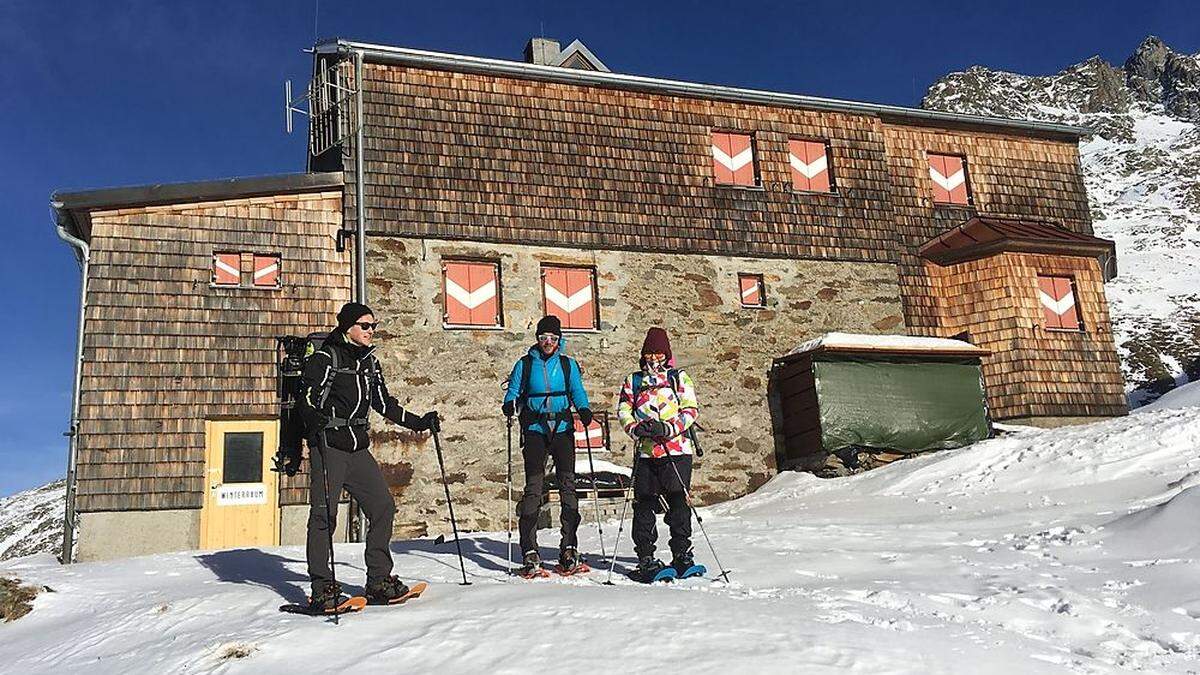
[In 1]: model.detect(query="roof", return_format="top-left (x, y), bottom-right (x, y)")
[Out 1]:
top-left (919, 216), bottom-right (1117, 279)
top-left (780, 332), bottom-right (990, 362)
top-left (316, 39), bottom-right (1090, 140)
top-left (52, 172), bottom-right (344, 249)
top-left (554, 39), bottom-right (610, 72)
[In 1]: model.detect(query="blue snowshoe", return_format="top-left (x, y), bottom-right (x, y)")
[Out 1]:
top-left (672, 551), bottom-right (706, 579)
top-left (630, 557), bottom-right (675, 583)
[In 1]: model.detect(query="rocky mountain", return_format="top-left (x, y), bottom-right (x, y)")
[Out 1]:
top-left (923, 36), bottom-right (1200, 405)
top-left (0, 480), bottom-right (64, 562)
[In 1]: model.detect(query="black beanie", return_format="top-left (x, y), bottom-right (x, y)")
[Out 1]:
top-left (535, 315), bottom-right (562, 337)
top-left (336, 302), bottom-right (374, 331)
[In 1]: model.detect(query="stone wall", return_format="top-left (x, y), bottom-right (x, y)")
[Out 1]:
top-left (365, 236), bottom-right (904, 538)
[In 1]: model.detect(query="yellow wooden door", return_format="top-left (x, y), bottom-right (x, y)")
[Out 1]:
top-left (200, 420), bottom-right (280, 550)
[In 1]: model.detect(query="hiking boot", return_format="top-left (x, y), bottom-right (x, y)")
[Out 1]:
top-left (630, 556), bottom-right (668, 583)
top-left (307, 581), bottom-right (343, 613)
top-left (671, 550), bottom-right (696, 576)
top-left (518, 551), bottom-right (546, 578)
top-left (365, 575), bottom-right (410, 604)
top-left (558, 547), bottom-right (581, 573)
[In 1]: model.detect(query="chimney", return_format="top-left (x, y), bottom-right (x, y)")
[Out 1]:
top-left (524, 37), bottom-right (561, 66)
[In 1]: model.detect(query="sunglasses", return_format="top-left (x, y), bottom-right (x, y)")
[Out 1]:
top-left (537, 333), bottom-right (560, 343)
top-left (354, 321), bottom-right (380, 331)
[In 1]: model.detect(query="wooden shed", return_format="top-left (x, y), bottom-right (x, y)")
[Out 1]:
top-left (769, 333), bottom-right (992, 472)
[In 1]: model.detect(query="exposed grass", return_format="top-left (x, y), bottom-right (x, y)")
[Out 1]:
top-left (218, 643), bottom-right (259, 661)
top-left (0, 577), bottom-right (41, 622)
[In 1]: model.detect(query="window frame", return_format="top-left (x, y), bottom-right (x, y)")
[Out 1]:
top-left (738, 273), bottom-right (767, 309)
top-left (927, 152), bottom-right (973, 207)
top-left (787, 138), bottom-right (836, 194)
top-left (441, 258), bottom-right (504, 330)
top-left (251, 252), bottom-right (282, 289)
top-left (1037, 274), bottom-right (1085, 333)
top-left (711, 130), bottom-right (761, 188)
top-left (540, 263), bottom-right (600, 332)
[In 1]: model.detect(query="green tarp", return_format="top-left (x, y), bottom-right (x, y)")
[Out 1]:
top-left (814, 357), bottom-right (989, 454)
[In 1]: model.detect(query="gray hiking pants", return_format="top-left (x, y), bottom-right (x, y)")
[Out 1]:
top-left (306, 437), bottom-right (396, 590)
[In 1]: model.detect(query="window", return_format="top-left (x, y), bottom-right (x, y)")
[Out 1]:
top-left (542, 265), bottom-right (598, 330)
top-left (222, 431), bottom-right (264, 484)
top-left (788, 139), bottom-right (833, 192)
top-left (1038, 275), bottom-right (1083, 331)
top-left (212, 252), bottom-right (242, 286)
top-left (711, 131), bottom-right (757, 186)
top-left (928, 153), bottom-right (970, 205)
top-left (212, 251), bottom-right (282, 289)
top-left (739, 273), bottom-right (766, 308)
top-left (443, 260), bottom-right (501, 328)
top-left (253, 253), bottom-right (281, 288)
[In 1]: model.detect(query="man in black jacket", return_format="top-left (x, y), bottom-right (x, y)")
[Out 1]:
top-left (301, 302), bottom-right (439, 611)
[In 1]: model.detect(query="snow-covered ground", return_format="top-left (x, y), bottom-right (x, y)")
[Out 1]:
top-left (3, 407), bottom-right (1200, 673)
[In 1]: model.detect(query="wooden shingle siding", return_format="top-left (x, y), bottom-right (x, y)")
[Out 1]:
top-left (346, 64), bottom-right (901, 265)
top-left (75, 190), bottom-right (348, 512)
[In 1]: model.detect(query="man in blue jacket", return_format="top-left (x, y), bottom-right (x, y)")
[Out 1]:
top-left (502, 315), bottom-right (594, 577)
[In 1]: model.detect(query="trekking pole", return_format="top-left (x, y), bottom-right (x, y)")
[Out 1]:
top-left (665, 455), bottom-right (731, 583)
top-left (317, 430), bottom-right (341, 625)
top-left (582, 415), bottom-right (607, 562)
top-left (505, 415), bottom-right (514, 570)
top-left (604, 452), bottom-right (637, 585)
top-left (432, 427), bottom-right (471, 586)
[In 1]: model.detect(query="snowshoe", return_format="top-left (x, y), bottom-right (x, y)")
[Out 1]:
top-left (517, 551), bottom-right (550, 579)
top-left (629, 557), bottom-right (675, 583)
top-left (554, 547), bottom-right (591, 576)
top-left (365, 576), bottom-right (428, 606)
top-left (671, 551), bottom-right (706, 579)
top-left (280, 582), bottom-right (366, 616)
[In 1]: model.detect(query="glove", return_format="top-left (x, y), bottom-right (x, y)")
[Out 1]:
top-left (633, 419), bottom-right (670, 439)
top-left (409, 411), bottom-right (440, 433)
top-left (281, 452), bottom-right (302, 476)
top-left (578, 408), bottom-right (594, 427)
top-left (502, 400), bottom-right (515, 419)
top-left (272, 451), bottom-right (303, 476)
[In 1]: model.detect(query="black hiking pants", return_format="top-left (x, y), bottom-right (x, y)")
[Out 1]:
top-left (518, 428), bottom-right (580, 556)
top-left (632, 454), bottom-right (693, 560)
top-left (306, 434), bottom-right (396, 591)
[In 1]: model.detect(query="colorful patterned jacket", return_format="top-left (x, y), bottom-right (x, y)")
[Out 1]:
top-left (617, 368), bottom-right (699, 458)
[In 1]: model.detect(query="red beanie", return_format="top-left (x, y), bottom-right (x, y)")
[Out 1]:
top-left (641, 327), bottom-right (672, 362)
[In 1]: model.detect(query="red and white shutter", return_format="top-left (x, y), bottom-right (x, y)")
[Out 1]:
top-left (739, 274), bottom-right (764, 307)
top-left (443, 261), bottom-right (499, 327)
top-left (574, 415), bottom-right (604, 451)
top-left (788, 140), bottom-right (831, 192)
top-left (252, 254), bottom-right (280, 287)
top-left (543, 267), bottom-right (596, 330)
top-left (712, 131), bottom-right (755, 186)
top-left (929, 153), bottom-right (969, 205)
top-left (1038, 276), bottom-right (1081, 330)
top-left (212, 252), bottom-right (240, 286)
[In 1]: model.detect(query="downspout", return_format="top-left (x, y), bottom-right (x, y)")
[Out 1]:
top-left (351, 47), bottom-right (368, 540)
top-left (353, 48), bottom-right (368, 305)
top-left (53, 210), bottom-right (89, 564)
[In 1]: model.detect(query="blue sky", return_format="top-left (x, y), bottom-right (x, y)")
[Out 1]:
top-left (1, 0), bottom-right (1197, 496)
